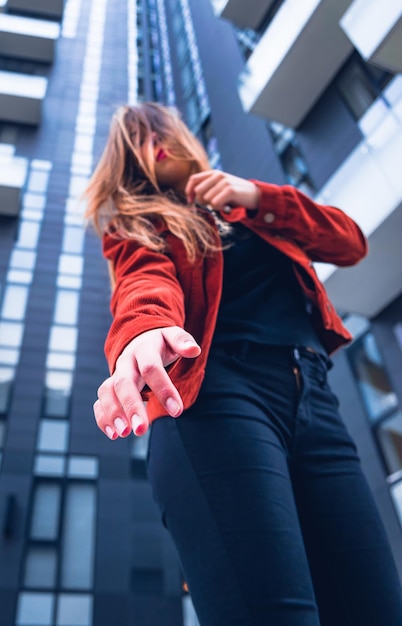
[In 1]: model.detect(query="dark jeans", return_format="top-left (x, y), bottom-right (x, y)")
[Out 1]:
top-left (147, 342), bottom-right (402, 625)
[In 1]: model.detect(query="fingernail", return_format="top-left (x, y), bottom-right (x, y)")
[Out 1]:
top-left (114, 417), bottom-right (129, 436)
top-left (166, 397), bottom-right (181, 417)
top-left (105, 426), bottom-right (116, 440)
top-left (131, 414), bottom-right (146, 436)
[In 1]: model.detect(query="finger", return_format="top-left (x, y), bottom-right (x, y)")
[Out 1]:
top-left (110, 357), bottom-right (150, 434)
top-left (137, 355), bottom-right (184, 417)
top-left (185, 170), bottom-right (217, 202)
top-left (161, 327), bottom-right (201, 362)
top-left (97, 368), bottom-right (148, 437)
top-left (192, 173), bottom-right (224, 205)
top-left (93, 397), bottom-right (118, 440)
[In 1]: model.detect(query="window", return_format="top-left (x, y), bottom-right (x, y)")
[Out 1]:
top-left (377, 412), bottom-right (402, 475)
top-left (391, 481), bottom-right (402, 526)
top-left (54, 291), bottom-right (80, 326)
top-left (60, 484), bottom-right (96, 589)
top-left (1, 285), bottom-right (29, 321)
top-left (30, 483), bottom-right (62, 541)
top-left (0, 366), bottom-right (14, 413)
top-left (336, 55), bottom-right (393, 121)
top-left (43, 371), bottom-right (73, 417)
top-left (37, 420), bottom-right (69, 453)
top-left (16, 592), bottom-right (55, 626)
top-left (348, 332), bottom-right (398, 421)
top-left (24, 547), bottom-right (58, 588)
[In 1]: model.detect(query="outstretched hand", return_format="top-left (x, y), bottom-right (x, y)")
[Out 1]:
top-left (94, 327), bottom-right (201, 439)
top-left (185, 169), bottom-right (260, 212)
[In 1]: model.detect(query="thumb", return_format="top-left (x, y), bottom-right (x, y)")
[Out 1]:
top-left (161, 327), bottom-right (201, 359)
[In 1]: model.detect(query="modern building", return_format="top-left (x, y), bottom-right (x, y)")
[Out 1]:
top-left (0, 1), bottom-right (401, 625)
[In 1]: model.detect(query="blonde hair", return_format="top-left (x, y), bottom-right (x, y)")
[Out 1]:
top-left (84, 102), bottom-right (223, 261)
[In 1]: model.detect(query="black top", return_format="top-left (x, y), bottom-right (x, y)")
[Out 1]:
top-left (213, 223), bottom-right (325, 353)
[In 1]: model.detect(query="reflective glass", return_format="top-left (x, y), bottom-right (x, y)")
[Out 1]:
top-left (0, 321), bottom-right (24, 348)
top-left (24, 546), bottom-right (58, 588)
top-left (1, 285), bottom-right (28, 321)
top-left (16, 221), bottom-right (40, 249)
top-left (0, 347), bottom-right (19, 366)
top-left (10, 249), bottom-right (36, 270)
top-left (22, 192), bottom-right (46, 209)
top-left (349, 333), bottom-right (398, 421)
top-left (49, 326), bottom-right (78, 353)
top-left (56, 594), bottom-right (93, 626)
top-left (54, 291), bottom-right (79, 326)
top-left (16, 592), bottom-right (55, 626)
top-left (61, 484), bottom-right (96, 589)
top-left (0, 419), bottom-right (5, 447)
top-left (27, 170), bottom-right (50, 193)
top-left (6, 269), bottom-right (33, 284)
top-left (37, 420), bottom-right (69, 453)
top-left (46, 352), bottom-right (76, 371)
top-left (67, 456), bottom-right (99, 479)
top-left (62, 227), bottom-right (85, 254)
top-left (30, 483), bottom-right (61, 540)
top-left (44, 372), bottom-right (72, 418)
top-left (34, 454), bottom-right (66, 477)
top-left (57, 275), bottom-right (82, 289)
top-left (58, 254), bottom-right (83, 277)
top-left (391, 481), bottom-right (402, 526)
top-left (377, 412), bottom-right (402, 475)
top-left (0, 366), bottom-right (14, 413)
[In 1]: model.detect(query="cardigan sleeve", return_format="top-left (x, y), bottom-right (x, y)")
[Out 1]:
top-left (102, 233), bottom-right (186, 373)
top-left (221, 181), bottom-right (368, 267)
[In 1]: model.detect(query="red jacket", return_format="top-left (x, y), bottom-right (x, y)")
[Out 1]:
top-left (102, 181), bottom-right (368, 422)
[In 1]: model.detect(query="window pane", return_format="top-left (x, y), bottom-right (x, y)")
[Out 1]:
top-left (49, 326), bottom-right (78, 353)
top-left (56, 594), bottom-right (93, 626)
top-left (377, 412), bottom-right (402, 475)
top-left (1, 285), bottom-right (29, 320)
top-left (10, 249), bottom-right (36, 270)
top-left (44, 371), bottom-right (72, 417)
top-left (27, 170), bottom-right (50, 193)
top-left (30, 483), bottom-right (61, 540)
top-left (58, 254), bottom-right (83, 277)
top-left (24, 547), bottom-right (57, 588)
top-left (0, 419), bottom-right (5, 447)
top-left (62, 227), bottom-right (85, 254)
top-left (6, 269), bottom-right (33, 285)
top-left (46, 352), bottom-right (76, 371)
top-left (54, 291), bottom-right (79, 326)
top-left (17, 221), bottom-right (40, 249)
top-left (0, 321), bottom-right (24, 348)
top-left (349, 333), bottom-right (398, 421)
top-left (391, 481), bottom-right (402, 527)
top-left (67, 457), bottom-right (99, 479)
top-left (37, 420), bottom-right (69, 453)
top-left (61, 484), bottom-right (96, 589)
top-left (0, 347), bottom-right (19, 366)
top-left (0, 366), bottom-right (14, 413)
top-left (34, 454), bottom-right (66, 477)
top-left (16, 592), bottom-right (55, 626)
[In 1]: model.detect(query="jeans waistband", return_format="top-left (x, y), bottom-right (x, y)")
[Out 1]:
top-left (211, 340), bottom-right (332, 369)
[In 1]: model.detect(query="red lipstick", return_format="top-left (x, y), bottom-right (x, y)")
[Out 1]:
top-left (156, 149), bottom-right (167, 162)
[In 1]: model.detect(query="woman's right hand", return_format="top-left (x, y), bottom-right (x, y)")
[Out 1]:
top-left (93, 326), bottom-right (201, 439)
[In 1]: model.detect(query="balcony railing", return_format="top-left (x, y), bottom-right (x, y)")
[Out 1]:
top-left (340, 0), bottom-right (402, 74)
top-left (211, 0), bottom-right (275, 31)
top-left (314, 75), bottom-right (402, 318)
top-left (238, 0), bottom-right (354, 127)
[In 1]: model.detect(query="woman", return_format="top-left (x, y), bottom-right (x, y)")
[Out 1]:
top-left (85, 102), bottom-right (402, 625)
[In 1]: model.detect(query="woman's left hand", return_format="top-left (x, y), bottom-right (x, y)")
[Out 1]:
top-left (185, 170), bottom-right (260, 212)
